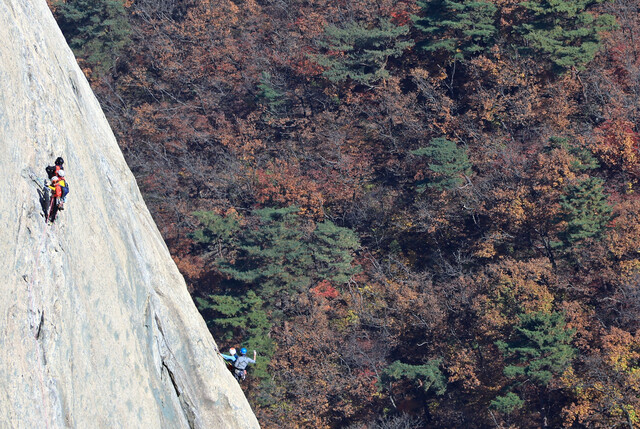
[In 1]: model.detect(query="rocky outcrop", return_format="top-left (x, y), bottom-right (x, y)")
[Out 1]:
top-left (0, 0), bottom-right (259, 427)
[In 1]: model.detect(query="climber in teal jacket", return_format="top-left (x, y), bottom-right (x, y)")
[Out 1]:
top-left (220, 347), bottom-right (237, 363)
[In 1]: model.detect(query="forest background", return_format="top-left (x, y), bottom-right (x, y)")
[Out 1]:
top-left (47, 0), bottom-right (640, 427)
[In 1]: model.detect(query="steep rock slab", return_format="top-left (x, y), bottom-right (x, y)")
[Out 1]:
top-left (0, 0), bottom-right (260, 427)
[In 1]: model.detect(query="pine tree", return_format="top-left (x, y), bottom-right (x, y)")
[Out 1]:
top-left (411, 137), bottom-right (472, 191)
top-left (496, 311), bottom-right (576, 386)
top-left (493, 311), bottom-right (575, 414)
top-left (311, 220), bottom-right (361, 284)
top-left (490, 392), bottom-right (525, 414)
top-left (216, 207), bottom-right (313, 299)
top-left (381, 359), bottom-right (447, 395)
top-left (413, 0), bottom-right (497, 61)
top-left (194, 207), bottom-right (361, 301)
top-left (257, 72), bottom-right (286, 114)
top-left (559, 177), bottom-right (613, 245)
top-left (191, 210), bottom-right (240, 258)
top-left (53, 0), bottom-right (131, 74)
top-left (517, 0), bottom-right (616, 70)
top-left (313, 19), bottom-right (414, 86)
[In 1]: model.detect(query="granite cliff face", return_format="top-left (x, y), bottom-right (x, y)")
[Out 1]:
top-left (0, 0), bottom-right (259, 427)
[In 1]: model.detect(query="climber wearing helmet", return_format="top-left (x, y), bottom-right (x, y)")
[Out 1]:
top-left (54, 156), bottom-right (64, 173)
top-left (45, 156), bottom-right (64, 179)
top-left (56, 169), bottom-right (69, 206)
top-left (220, 347), bottom-right (237, 363)
top-left (233, 347), bottom-right (257, 381)
top-left (48, 176), bottom-right (61, 198)
top-left (42, 156), bottom-right (68, 222)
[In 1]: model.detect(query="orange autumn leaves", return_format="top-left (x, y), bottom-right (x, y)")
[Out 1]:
top-left (594, 118), bottom-right (640, 178)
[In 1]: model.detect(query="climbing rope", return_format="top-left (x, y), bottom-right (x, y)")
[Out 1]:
top-left (218, 352), bottom-right (234, 368)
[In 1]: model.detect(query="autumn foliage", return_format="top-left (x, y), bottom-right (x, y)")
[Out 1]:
top-left (51, 0), bottom-right (640, 426)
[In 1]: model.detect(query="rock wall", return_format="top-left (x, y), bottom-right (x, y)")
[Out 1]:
top-left (0, 0), bottom-right (260, 427)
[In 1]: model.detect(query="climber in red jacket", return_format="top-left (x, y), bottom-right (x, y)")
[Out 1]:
top-left (46, 176), bottom-right (62, 222)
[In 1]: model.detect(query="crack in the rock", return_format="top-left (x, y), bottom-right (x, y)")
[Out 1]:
top-left (35, 311), bottom-right (44, 340)
top-left (155, 314), bottom-right (198, 429)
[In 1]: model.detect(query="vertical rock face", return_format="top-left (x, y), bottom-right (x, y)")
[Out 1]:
top-left (0, 1), bottom-right (260, 427)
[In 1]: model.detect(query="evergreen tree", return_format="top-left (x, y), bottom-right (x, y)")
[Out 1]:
top-left (191, 210), bottom-right (240, 258)
top-left (517, 0), bottom-right (616, 70)
top-left (196, 290), bottom-right (274, 379)
top-left (413, 0), bottom-right (497, 61)
top-left (217, 207), bottom-right (313, 300)
top-left (311, 221), bottom-right (361, 284)
top-left (497, 311), bottom-right (575, 384)
top-left (493, 311), bottom-right (575, 415)
top-left (257, 72), bottom-right (287, 114)
top-left (490, 392), bottom-right (525, 415)
top-left (53, 0), bottom-right (131, 74)
top-left (193, 207), bottom-right (361, 301)
top-left (411, 137), bottom-right (472, 191)
top-left (559, 177), bottom-right (612, 245)
top-left (313, 19), bottom-right (414, 86)
top-left (381, 359), bottom-right (447, 395)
